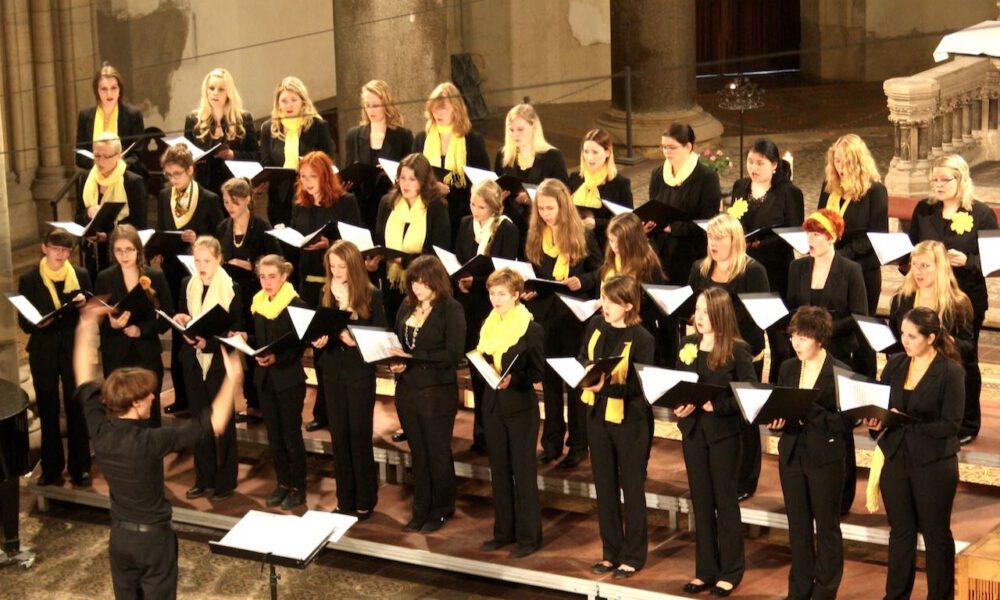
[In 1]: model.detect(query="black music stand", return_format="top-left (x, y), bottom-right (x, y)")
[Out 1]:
top-left (0, 379), bottom-right (33, 569)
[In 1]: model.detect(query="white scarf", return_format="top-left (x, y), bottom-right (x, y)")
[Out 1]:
top-left (187, 267), bottom-right (235, 377)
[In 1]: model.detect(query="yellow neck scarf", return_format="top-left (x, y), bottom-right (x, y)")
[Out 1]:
top-left (422, 123), bottom-right (467, 188)
top-left (82, 160), bottom-right (130, 222)
top-left (825, 190), bottom-right (850, 217)
top-left (188, 266), bottom-right (235, 377)
top-left (251, 281), bottom-right (298, 320)
top-left (662, 152), bottom-right (699, 187)
top-left (281, 117), bottom-right (303, 168)
top-left (572, 164), bottom-right (608, 209)
top-left (93, 104), bottom-right (118, 140)
top-left (38, 258), bottom-right (80, 309)
top-left (384, 197), bottom-right (428, 287)
top-left (866, 446), bottom-right (885, 513)
top-left (170, 181), bottom-right (200, 229)
top-left (542, 226), bottom-right (570, 281)
top-left (581, 328), bottom-right (633, 423)
top-left (477, 303), bottom-right (533, 371)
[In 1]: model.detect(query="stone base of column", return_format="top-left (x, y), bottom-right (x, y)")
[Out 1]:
top-left (884, 158), bottom-right (933, 199)
top-left (596, 104), bottom-right (724, 158)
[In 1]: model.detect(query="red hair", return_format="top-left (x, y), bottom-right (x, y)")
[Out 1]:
top-left (294, 151), bottom-right (345, 208)
top-left (803, 208), bottom-right (845, 241)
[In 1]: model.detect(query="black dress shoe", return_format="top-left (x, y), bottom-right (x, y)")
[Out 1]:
top-left (710, 583), bottom-right (735, 597)
top-left (614, 567), bottom-right (637, 579)
top-left (38, 474), bottom-right (64, 487)
top-left (164, 403), bottom-right (188, 415)
top-left (683, 580), bottom-right (712, 594)
top-left (71, 472), bottom-right (92, 487)
top-left (559, 450), bottom-right (587, 469)
top-left (420, 517), bottom-right (446, 533)
top-left (186, 486), bottom-right (212, 499)
top-left (402, 519), bottom-right (423, 532)
top-left (537, 449), bottom-right (560, 464)
top-left (355, 509), bottom-right (373, 521)
top-left (234, 413), bottom-right (248, 424)
top-left (959, 434), bottom-right (976, 445)
top-left (266, 486), bottom-right (289, 507)
top-left (213, 488), bottom-right (234, 501)
top-left (391, 431), bottom-right (407, 443)
top-left (591, 561), bottom-right (615, 574)
top-left (480, 539), bottom-right (513, 552)
top-left (737, 491), bottom-right (753, 502)
top-left (281, 488), bottom-right (306, 510)
top-left (305, 420), bottom-right (325, 433)
top-left (509, 544), bottom-right (539, 558)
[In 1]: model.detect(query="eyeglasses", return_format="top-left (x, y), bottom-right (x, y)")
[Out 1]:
top-left (929, 176), bottom-right (956, 185)
top-left (94, 153), bottom-right (120, 160)
top-left (113, 247), bottom-right (137, 255)
top-left (164, 170), bottom-right (188, 180)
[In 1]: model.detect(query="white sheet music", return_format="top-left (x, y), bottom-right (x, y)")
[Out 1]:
top-left (601, 200), bottom-right (632, 216)
top-left (75, 148), bottom-right (95, 160)
top-left (224, 160), bottom-right (264, 181)
top-left (524, 184), bottom-right (538, 201)
top-left (557, 294), bottom-right (600, 322)
top-left (287, 305), bottom-right (317, 339)
top-left (176, 254), bottom-right (196, 277)
top-left (5, 294), bottom-right (44, 325)
top-left (835, 373), bottom-right (891, 411)
top-left (137, 229), bottom-right (156, 246)
top-left (163, 135), bottom-right (219, 162)
top-left (348, 326), bottom-right (403, 363)
top-left (491, 257), bottom-right (537, 280)
top-left (731, 384), bottom-right (773, 423)
top-left (855, 316), bottom-right (897, 352)
top-left (546, 357), bottom-right (587, 388)
top-left (738, 293), bottom-right (789, 330)
top-left (299, 510), bottom-right (358, 544)
top-left (774, 227), bottom-right (810, 255)
top-left (464, 165), bottom-right (499, 187)
top-left (378, 158), bottom-right (400, 184)
top-left (433, 246), bottom-right (464, 276)
top-left (266, 225), bottom-right (326, 248)
top-left (46, 221), bottom-right (87, 237)
top-left (694, 219), bottom-right (710, 232)
top-left (466, 350), bottom-right (521, 390)
top-left (642, 284), bottom-right (693, 316)
top-left (337, 222), bottom-right (377, 252)
top-left (634, 364), bottom-right (698, 405)
top-left (217, 510), bottom-right (354, 561)
top-left (216, 334), bottom-right (264, 356)
top-left (978, 232), bottom-right (1000, 277)
top-left (868, 232), bottom-right (914, 265)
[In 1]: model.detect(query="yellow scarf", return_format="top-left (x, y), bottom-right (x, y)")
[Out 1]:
top-left (188, 266), bottom-right (235, 377)
top-left (422, 123), bottom-right (467, 188)
top-left (542, 226), bottom-right (570, 281)
top-left (477, 303), bottom-right (533, 372)
top-left (38, 258), bottom-right (80, 309)
top-left (170, 181), bottom-right (200, 229)
top-left (866, 446), bottom-right (885, 513)
top-left (825, 190), bottom-right (850, 217)
top-left (250, 281), bottom-right (298, 320)
top-left (82, 160), bottom-right (130, 222)
top-left (572, 164), bottom-right (608, 209)
top-left (281, 117), bottom-right (303, 169)
top-left (384, 197), bottom-right (428, 287)
top-left (92, 104), bottom-right (118, 140)
top-left (661, 152), bottom-right (699, 187)
top-left (580, 328), bottom-right (633, 424)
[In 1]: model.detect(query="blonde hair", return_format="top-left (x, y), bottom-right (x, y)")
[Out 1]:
top-left (93, 131), bottom-right (122, 154)
top-left (470, 180), bottom-right (505, 254)
top-left (501, 104), bottom-right (554, 169)
top-left (896, 240), bottom-right (973, 331)
top-left (824, 133), bottom-right (881, 201)
top-left (579, 128), bottom-right (618, 180)
top-left (255, 254), bottom-right (294, 277)
top-left (269, 76), bottom-right (319, 140)
top-left (929, 154), bottom-right (975, 211)
top-left (360, 79), bottom-right (403, 128)
top-left (698, 213), bottom-right (749, 282)
top-left (192, 235), bottom-right (222, 260)
top-left (423, 82), bottom-right (471, 136)
top-left (525, 179), bottom-right (588, 266)
top-left (192, 68), bottom-right (247, 142)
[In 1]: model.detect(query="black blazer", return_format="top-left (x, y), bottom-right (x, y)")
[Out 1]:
top-left (259, 118), bottom-right (334, 225)
top-left (75, 103), bottom-right (146, 174)
top-left (674, 335), bottom-right (757, 442)
top-left (774, 354), bottom-right (852, 466)
top-left (183, 112), bottom-right (259, 195)
top-left (888, 293), bottom-right (975, 364)
top-left (454, 216), bottom-right (520, 281)
top-left (289, 194), bottom-right (362, 282)
top-left (156, 185), bottom-right (224, 235)
top-left (729, 178), bottom-right (804, 290)
top-left (818, 182), bottom-right (888, 272)
top-left (577, 317), bottom-right (656, 423)
top-left (786, 255), bottom-right (868, 363)
top-left (687, 259), bottom-right (770, 356)
top-left (345, 125), bottom-right (414, 166)
top-left (481, 320), bottom-right (545, 417)
top-left (647, 161), bottom-right (721, 283)
top-left (394, 296), bottom-right (467, 392)
top-left (75, 169), bottom-right (148, 230)
top-left (494, 148), bottom-right (569, 247)
top-left (413, 129), bottom-right (491, 171)
top-left (524, 229), bottom-right (603, 324)
top-left (876, 352), bottom-right (964, 465)
top-left (567, 172), bottom-right (633, 249)
top-left (250, 298), bottom-right (308, 393)
top-left (95, 266), bottom-right (173, 370)
top-left (908, 199), bottom-right (998, 315)
top-left (17, 266), bottom-right (93, 355)
top-left (315, 288), bottom-right (388, 381)
top-left (217, 216), bottom-right (281, 310)
top-left (374, 195), bottom-right (451, 251)
top-left (175, 275), bottom-right (245, 374)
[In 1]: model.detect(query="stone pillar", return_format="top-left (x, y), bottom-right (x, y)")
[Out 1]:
top-left (332, 1), bottom-right (449, 162)
top-left (29, 0), bottom-right (66, 229)
top-left (0, 87), bottom-right (23, 384)
top-left (2, 0), bottom-right (40, 178)
top-left (883, 75), bottom-right (938, 198)
top-left (942, 106), bottom-right (954, 151)
top-left (989, 97), bottom-right (999, 129)
top-left (971, 95), bottom-right (984, 137)
top-left (931, 114), bottom-right (944, 155)
top-left (597, 0), bottom-right (723, 153)
top-left (917, 122), bottom-right (931, 161)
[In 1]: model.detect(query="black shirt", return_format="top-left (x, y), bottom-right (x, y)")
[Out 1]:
top-left (79, 381), bottom-right (210, 524)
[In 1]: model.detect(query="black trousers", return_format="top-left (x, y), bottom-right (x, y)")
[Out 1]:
top-left (540, 314), bottom-right (586, 456)
top-left (682, 429), bottom-right (745, 586)
top-left (0, 477), bottom-right (18, 554)
top-left (109, 525), bottom-right (177, 600)
top-left (469, 369), bottom-right (487, 449)
top-left (778, 449), bottom-right (845, 600)
top-left (483, 406), bottom-right (541, 548)
top-left (842, 429), bottom-right (857, 514)
top-left (880, 453), bottom-right (958, 600)
top-left (395, 383), bottom-right (457, 523)
top-left (185, 363), bottom-right (237, 492)
top-left (737, 358), bottom-right (765, 497)
top-left (959, 311), bottom-right (984, 438)
top-left (168, 332), bottom-right (188, 411)
top-left (308, 360), bottom-right (328, 427)
top-left (324, 374), bottom-right (378, 512)
top-left (30, 347), bottom-right (90, 480)
top-left (588, 411), bottom-right (652, 569)
top-left (258, 377), bottom-right (306, 491)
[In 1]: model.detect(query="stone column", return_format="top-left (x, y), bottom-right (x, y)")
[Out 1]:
top-left (942, 106), bottom-right (954, 152)
top-left (333, 1), bottom-right (449, 162)
top-left (597, 0), bottom-right (723, 153)
top-left (2, 0), bottom-right (40, 178)
top-left (0, 90), bottom-right (23, 384)
top-left (883, 75), bottom-right (938, 198)
top-left (29, 0), bottom-right (66, 228)
top-left (931, 114), bottom-right (944, 155)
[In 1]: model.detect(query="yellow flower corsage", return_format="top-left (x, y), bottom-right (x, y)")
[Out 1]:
top-left (727, 198), bottom-right (749, 219)
top-left (950, 211), bottom-right (974, 235)
top-left (679, 343), bottom-right (698, 365)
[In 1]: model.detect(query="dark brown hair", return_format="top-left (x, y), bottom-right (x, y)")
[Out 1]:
top-left (92, 64), bottom-right (124, 102)
top-left (387, 153), bottom-right (441, 209)
top-left (600, 212), bottom-right (664, 283)
top-left (160, 143), bottom-right (195, 171)
top-left (403, 255), bottom-right (452, 307)
top-left (601, 275), bottom-right (642, 326)
top-left (700, 287), bottom-right (742, 370)
top-left (663, 123), bottom-right (695, 146)
top-left (44, 229), bottom-right (76, 249)
top-left (902, 307), bottom-right (961, 363)
top-left (102, 367), bottom-right (157, 416)
top-left (787, 305), bottom-right (833, 348)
